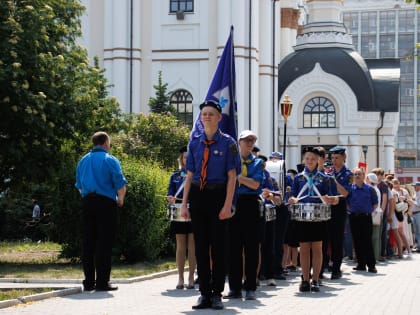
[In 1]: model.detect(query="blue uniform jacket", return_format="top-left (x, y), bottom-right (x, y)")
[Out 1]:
top-left (167, 169), bottom-right (186, 198)
top-left (331, 165), bottom-right (353, 198)
top-left (186, 129), bottom-right (240, 184)
top-left (238, 153), bottom-right (264, 195)
top-left (291, 167), bottom-right (337, 204)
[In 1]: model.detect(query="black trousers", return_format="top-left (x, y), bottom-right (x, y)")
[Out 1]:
top-left (274, 204), bottom-right (289, 275)
top-left (261, 219), bottom-right (276, 279)
top-left (349, 213), bottom-right (376, 269)
top-left (189, 184), bottom-right (227, 298)
top-left (228, 195), bottom-right (260, 292)
top-left (327, 200), bottom-right (346, 273)
top-left (82, 194), bottom-right (117, 288)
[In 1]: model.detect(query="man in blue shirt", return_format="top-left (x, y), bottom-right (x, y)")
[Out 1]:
top-left (181, 101), bottom-right (240, 310)
top-left (347, 167), bottom-right (378, 273)
top-left (75, 131), bottom-right (127, 292)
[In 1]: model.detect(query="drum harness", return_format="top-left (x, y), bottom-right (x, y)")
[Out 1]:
top-left (295, 173), bottom-right (327, 204)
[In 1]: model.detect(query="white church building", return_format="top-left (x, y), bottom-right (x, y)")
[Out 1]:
top-left (79, 0), bottom-right (417, 175)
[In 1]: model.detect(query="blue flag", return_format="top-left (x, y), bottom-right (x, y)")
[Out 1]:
top-left (191, 26), bottom-right (237, 140)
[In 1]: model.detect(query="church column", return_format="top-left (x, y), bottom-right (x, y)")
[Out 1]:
top-left (384, 140), bottom-right (395, 174)
top-left (258, 0), bottom-right (274, 153)
top-left (104, 0), bottom-right (141, 113)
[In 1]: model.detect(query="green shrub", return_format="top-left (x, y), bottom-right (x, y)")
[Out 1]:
top-left (115, 158), bottom-right (172, 262)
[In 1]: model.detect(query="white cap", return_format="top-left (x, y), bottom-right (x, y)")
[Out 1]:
top-left (239, 130), bottom-right (257, 140)
top-left (367, 173), bottom-right (378, 184)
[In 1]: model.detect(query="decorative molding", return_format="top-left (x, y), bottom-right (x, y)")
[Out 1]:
top-left (295, 32), bottom-right (353, 50)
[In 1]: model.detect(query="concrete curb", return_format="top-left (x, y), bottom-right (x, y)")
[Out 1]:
top-left (0, 268), bottom-right (181, 309)
top-left (0, 287), bottom-right (81, 309)
top-left (0, 268), bottom-right (181, 285)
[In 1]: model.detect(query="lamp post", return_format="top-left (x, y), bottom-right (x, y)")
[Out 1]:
top-left (362, 145), bottom-right (368, 163)
top-left (280, 95), bottom-right (293, 195)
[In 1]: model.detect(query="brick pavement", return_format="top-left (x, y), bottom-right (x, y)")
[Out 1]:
top-left (1, 254), bottom-right (420, 315)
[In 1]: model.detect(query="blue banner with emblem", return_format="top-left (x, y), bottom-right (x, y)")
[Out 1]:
top-left (191, 26), bottom-right (237, 140)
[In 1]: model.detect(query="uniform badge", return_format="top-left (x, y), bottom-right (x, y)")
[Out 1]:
top-left (230, 143), bottom-right (238, 155)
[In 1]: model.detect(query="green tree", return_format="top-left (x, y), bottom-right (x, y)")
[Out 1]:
top-left (112, 113), bottom-right (190, 169)
top-left (148, 71), bottom-right (176, 114)
top-left (0, 0), bottom-right (123, 191)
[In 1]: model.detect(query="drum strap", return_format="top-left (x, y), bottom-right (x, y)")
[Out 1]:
top-left (296, 173), bottom-right (326, 204)
top-left (174, 181), bottom-right (185, 198)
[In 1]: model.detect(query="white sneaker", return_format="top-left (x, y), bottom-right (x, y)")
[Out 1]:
top-left (407, 252), bottom-right (412, 258)
top-left (266, 279), bottom-right (276, 286)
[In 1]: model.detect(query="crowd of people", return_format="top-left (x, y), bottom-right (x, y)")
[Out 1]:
top-left (74, 103), bottom-right (419, 310)
top-left (163, 101), bottom-right (420, 311)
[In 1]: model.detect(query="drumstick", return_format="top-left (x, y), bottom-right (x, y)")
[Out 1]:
top-left (306, 195), bottom-right (344, 199)
top-left (265, 190), bottom-right (283, 196)
top-left (156, 194), bottom-right (183, 201)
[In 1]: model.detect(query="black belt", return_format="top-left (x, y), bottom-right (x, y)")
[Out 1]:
top-left (191, 181), bottom-right (226, 190)
top-left (413, 211), bottom-right (420, 214)
top-left (348, 212), bottom-right (371, 217)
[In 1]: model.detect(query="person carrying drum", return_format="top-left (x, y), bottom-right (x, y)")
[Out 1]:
top-left (328, 146), bottom-right (353, 280)
top-left (288, 147), bottom-right (338, 292)
top-left (180, 100), bottom-right (240, 310)
top-left (258, 154), bottom-right (282, 287)
top-left (225, 130), bottom-right (263, 301)
top-left (167, 146), bottom-right (196, 290)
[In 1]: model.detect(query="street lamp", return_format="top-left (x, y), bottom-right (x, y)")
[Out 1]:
top-left (362, 145), bottom-right (368, 163)
top-left (280, 95), bottom-right (293, 195)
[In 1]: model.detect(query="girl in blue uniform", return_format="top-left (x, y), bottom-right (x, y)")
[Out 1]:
top-left (167, 146), bottom-right (196, 290)
top-left (288, 147), bottom-right (338, 292)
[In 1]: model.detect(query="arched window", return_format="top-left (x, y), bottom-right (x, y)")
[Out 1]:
top-left (303, 97), bottom-right (336, 128)
top-left (170, 89), bottom-right (193, 128)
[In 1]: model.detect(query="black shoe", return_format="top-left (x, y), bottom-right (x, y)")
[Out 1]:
top-left (192, 295), bottom-right (212, 309)
top-left (299, 280), bottom-right (310, 292)
top-left (83, 284), bottom-right (95, 291)
top-left (331, 271), bottom-right (342, 280)
top-left (274, 273), bottom-right (286, 280)
top-left (353, 266), bottom-right (366, 271)
top-left (223, 290), bottom-right (242, 299)
top-left (96, 284), bottom-right (118, 291)
top-left (211, 296), bottom-right (224, 310)
top-left (311, 281), bottom-right (320, 292)
top-left (245, 290), bottom-right (256, 300)
top-left (368, 267), bottom-right (377, 273)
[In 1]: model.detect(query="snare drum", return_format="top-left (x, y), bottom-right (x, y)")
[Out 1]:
top-left (264, 204), bottom-right (277, 222)
top-left (288, 203), bottom-right (331, 222)
top-left (167, 203), bottom-right (191, 222)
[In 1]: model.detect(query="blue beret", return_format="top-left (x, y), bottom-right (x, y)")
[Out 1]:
top-left (329, 146), bottom-right (346, 154)
top-left (199, 100), bottom-right (222, 113)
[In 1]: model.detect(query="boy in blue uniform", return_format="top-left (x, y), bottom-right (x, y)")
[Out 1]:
top-left (225, 130), bottom-right (264, 301)
top-left (328, 146), bottom-right (353, 279)
top-left (181, 101), bottom-right (240, 310)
